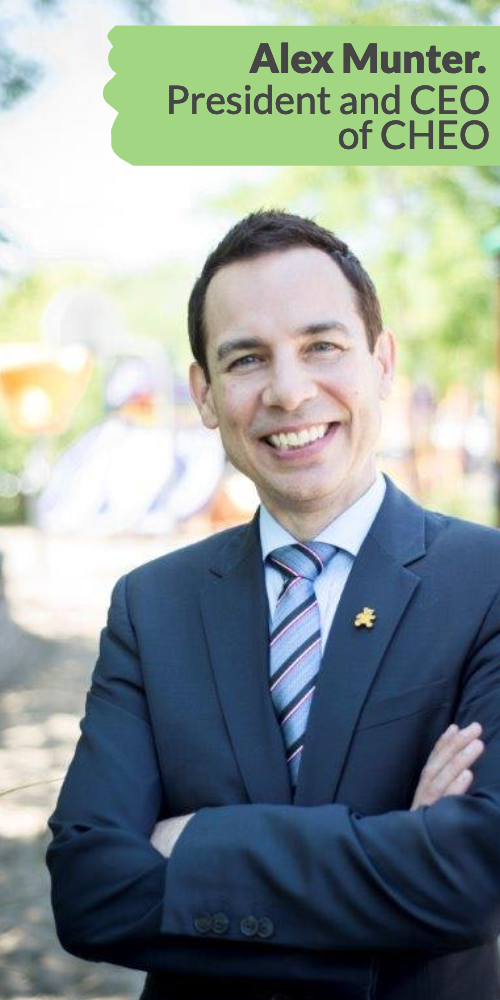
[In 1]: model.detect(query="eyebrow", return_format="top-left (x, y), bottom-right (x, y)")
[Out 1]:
top-left (298, 320), bottom-right (351, 337)
top-left (215, 320), bottom-right (351, 364)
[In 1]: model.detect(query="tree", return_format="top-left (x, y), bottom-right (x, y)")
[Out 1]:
top-left (235, 0), bottom-right (500, 26)
top-left (0, 0), bottom-right (167, 112)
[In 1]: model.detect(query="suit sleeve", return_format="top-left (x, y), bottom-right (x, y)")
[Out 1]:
top-left (46, 575), bottom-right (171, 969)
top-left (161, 582), bottom-right (500, 955)
top-left (49, 574), bottom-right (375, 987)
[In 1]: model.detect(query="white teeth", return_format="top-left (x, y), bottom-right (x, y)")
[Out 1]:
top-left (268, 424), bottom-right (330, 450)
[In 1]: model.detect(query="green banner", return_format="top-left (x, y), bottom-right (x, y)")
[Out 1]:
top-left (104, 26), bottom-right (498, 166)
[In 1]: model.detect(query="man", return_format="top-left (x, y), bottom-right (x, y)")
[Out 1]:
top-left (47, 211), bottom-right (500, 1000)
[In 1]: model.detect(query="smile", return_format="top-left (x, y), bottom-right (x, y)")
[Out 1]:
top-left (262, 422), bottom-right (338, 454)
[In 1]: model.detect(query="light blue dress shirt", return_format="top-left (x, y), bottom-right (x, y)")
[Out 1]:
top-left (259, 473), bottom-right (386, 651)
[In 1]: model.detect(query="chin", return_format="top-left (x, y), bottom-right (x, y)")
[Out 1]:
top-left (269, 481), bottom-right (335, 508)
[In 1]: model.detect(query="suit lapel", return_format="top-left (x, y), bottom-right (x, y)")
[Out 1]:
top-left (199, 478), bottom-right (428, 809)
top-left (294, 478), bottom-right (426, 806)
top-left (199, 513), bottom-right (292, 806)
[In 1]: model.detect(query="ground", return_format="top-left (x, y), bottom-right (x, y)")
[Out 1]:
top-left (0, 527), bottom-right (190, 1000)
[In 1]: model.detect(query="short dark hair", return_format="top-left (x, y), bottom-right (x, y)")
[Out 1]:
top-left (188, 209), bottom-right (383, 379)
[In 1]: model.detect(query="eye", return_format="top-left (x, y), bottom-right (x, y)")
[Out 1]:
top-left (308, 341), bottom-right (339, 353)
top-left (228, 354), bottom-right (261, 370)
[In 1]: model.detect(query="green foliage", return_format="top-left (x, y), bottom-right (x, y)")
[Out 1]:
top-left (0, 49), bottom-right (41, 111)
top-left (237, 0), bottom-right (500, 25)
top-left (0, 0), bottom-right (168, 113)
top-left (0, 414), bottom-right (30, 474)
top-left (123, 0), bottom-right (166, 23)
top-left (0, 267), bottom-right (94, 342)
top-left (109, 261), bottom-right (195, 373)
top-left (56, 365), bottom-right (105, 453)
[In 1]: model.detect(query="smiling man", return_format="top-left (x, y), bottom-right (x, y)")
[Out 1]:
top-left (47, 211), bottom-right (500, 1000)
top-left (189, 233), bottom-right (394, 539)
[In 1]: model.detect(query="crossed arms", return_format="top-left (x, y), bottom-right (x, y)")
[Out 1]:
top-left (46, 574), bottom-right (500, 973)
top-left (150, 720), bottom-right (485, 856)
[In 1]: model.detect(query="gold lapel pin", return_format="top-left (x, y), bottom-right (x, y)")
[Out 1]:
top-left (354, 607), bottom-right (376, 628)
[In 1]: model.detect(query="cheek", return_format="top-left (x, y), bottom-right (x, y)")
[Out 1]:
top-left (339, 378), bottom-right (382, 433)
top-left (218, 382), bottom-right (259, 428)
top-left (324, 370), bottom-right (363, 413)
top-left (323, 355), bottom-right (364, 396)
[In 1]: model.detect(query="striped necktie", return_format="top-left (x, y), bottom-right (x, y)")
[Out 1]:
top-left (267, 541), bottom-right (336, 790)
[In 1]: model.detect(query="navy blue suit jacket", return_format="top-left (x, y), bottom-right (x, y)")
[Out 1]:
top-left (47, 477), bottom-right (500, 1000)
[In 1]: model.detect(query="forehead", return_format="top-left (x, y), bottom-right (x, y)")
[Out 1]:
top-left (203, 247), bottom-right (363, 347)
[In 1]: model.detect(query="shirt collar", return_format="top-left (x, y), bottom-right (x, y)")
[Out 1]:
top-left (259, 472), bottom-right (386, 561)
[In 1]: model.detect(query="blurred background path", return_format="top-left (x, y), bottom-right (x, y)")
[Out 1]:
top-left (0, 528), bottom-right (191, 999)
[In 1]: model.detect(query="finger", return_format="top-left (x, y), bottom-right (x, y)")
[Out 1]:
top-left (443, 769), bottom-right (474, 796)
top-left (411, 723), bottom-right (484, 810)
top-left (413, 758), bottom-right (477, 809)
top-left (434, 723), bottom-right (460, 747)
top-left (423, 722), bottom-right (483, 779)
top-left (428, 722), bottom-right (482, 768)
top-left (430, 738), bottom-right (484, 796)
top-left (420, 725), bottom-right (459, 773)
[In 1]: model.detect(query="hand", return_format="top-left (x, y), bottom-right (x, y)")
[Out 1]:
top-left (150, 813), bottom-right (195, 858)
top-left (410, 722), bottom-right (484, 810)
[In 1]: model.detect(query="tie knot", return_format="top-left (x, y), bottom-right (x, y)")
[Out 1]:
top-left (268, 541), bottom-right (336, 582)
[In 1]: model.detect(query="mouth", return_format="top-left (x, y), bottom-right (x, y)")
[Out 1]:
top-left (259, 422), bottom-right (339, 458)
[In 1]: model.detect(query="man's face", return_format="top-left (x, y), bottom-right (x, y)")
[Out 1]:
top-left (190, 247), bottom-right (395, 521)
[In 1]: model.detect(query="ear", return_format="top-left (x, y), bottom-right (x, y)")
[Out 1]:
top-left (374, 329), bottom-right (396, 400)
top-left (189, 362), bottom-right (219, 430)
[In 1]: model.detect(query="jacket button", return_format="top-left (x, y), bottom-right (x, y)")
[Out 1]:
top-left (240, 914), bottom-right (259, 936)
top-left (257, 916), bottom-right (274, 938)
top-left (193, 912), bottom-right (212, 934)
top-left (212, 911), bottom-right (229, 934)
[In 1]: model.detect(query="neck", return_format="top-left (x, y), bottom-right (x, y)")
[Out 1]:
top-left (260, 471), bottom-right (378, 541)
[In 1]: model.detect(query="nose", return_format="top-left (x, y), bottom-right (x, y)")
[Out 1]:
top-left (261, 358), bottom-right (318, 411)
